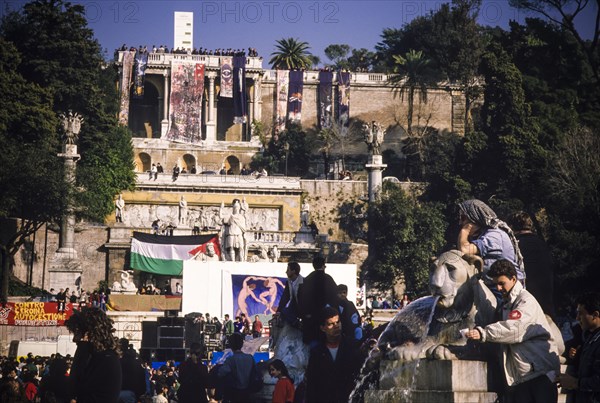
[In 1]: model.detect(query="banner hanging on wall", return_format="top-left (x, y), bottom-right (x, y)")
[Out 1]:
top-left (165, 60), bottom-right (205, 143)
top-left (0, 302), bottom-right (74, 326)
top-left (118, 50), bottom-right (135, 125)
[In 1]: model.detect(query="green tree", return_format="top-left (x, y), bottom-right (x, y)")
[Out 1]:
top-left (473, 42), bottom-right (548, 205)
top-left (1, 0), bottom-right (135, 223)
top-left (347, 48), bottom-right (376, 72)
top-left (362, 186), bottom-right (447, 295)
top-left (509, 0), bottom-right (600, 81)
top-left (324, 44), bottom-right (351, 69)
top-left (376, 1), bottom-right (485, 132)
top-left (250, 124), bottom-right (311, 176)
top-left (0, 37), bottom-right (65, 300)
top-left (389, 50), bottom-right (440, 179)
top-left (315, 127), bottom-right (340, 178)
top-left (0, 0), bottom-right (135, 299)
top-left (269, 38), bottom-right (313, 70)
top-left (390, 50), bottom-right (436, 137)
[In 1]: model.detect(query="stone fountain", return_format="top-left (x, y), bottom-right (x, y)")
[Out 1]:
top-left (357, 250), bottom-right (500, 403)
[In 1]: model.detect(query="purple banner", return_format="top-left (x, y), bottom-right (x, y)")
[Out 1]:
top-left (338, 71), bottom-right (351, 127)
top-left (233, 56), bottom-right (247, 124)
top-left (232, 274), bottom-right (286, 317)
top-left (220, 56), bottom-right (233, 98)
top-left (133, 52), bottom-right (148, 99)
top-left (118, 51), bottom-right (135, 125)
top-left (318, 71), bottom-right (333, 129)
top-left (165, 60), bottom-right (205, 144)
top-left (287, 70), bottom-right (303, 123)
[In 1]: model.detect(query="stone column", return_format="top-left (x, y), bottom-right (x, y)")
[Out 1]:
top-left (205, 73), bottom-right (217, 143)
top-left (161, 71), bottom-right (169, 136)
top-left (366, 155), bottom-right (386, 202)
top-left (50, 112), bottom-right (83, 291)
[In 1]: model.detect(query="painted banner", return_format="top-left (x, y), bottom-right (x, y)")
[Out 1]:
top-left (287, 70), bottom-right (304, 123)
top-left (231, 274), bottom-right (286, 317)
top-left (275, 70), bottom-right (289, 133)
top-left (233, 56), bottom-right (247, 124)
top-left (338, 71), bottom-right (351, 127)
top-left (165, 60), bottom-right (205, 143)
top-left (220, 56), bottom-right (233, 98)
top-left (133, 52), bottom-right (148, 99)
top-left (0, 302), bottom-right (74, 326)
top-left (130, 231), bottom-right (221, 276)
top-left (118, 50), bottom-right (135, 125)
top-left (318, 71), bottom-right (333, 129)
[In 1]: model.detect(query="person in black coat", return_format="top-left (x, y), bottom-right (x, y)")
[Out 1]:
top-left (508, 211), bottom-right (556, 318)
top-left (305, 306), bottom-right (363, 403)
top-left (298, 256), bottom-right (339, 345)
top-left (118, 338), bottom-right (146, 403)
top-left (557, 292), bottom-right (600, 402)
top-left (177, 342), bottom-right (210, 403)
top-left (275, 261), bottom-right (304, 328)
top-left (65, 307), bottom-right (122, 403)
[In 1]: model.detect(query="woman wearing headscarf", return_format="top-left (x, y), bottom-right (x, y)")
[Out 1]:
top-left (457, 199), bottom-right (525, 282)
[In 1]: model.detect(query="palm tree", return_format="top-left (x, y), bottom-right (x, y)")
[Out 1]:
top-left (389, 50), bottom-right (439, 180)
top-left (269, 38), bottom-right (313, 70)
top-left (389, 49), bottom-right (435, 137)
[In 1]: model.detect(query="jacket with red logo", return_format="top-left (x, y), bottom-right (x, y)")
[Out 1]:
top-left (475, 281), bottom-right (561, 386)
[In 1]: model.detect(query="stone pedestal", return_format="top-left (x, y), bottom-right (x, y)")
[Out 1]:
top-left (294, 226), bottom-right (315, 244)
top-left (365, 360), bottom-right (497, 403)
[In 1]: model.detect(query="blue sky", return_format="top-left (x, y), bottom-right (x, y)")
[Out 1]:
top-left (3, 1), bottom-right (597, 64)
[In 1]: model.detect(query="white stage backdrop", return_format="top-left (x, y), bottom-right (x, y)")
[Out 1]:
top-left (182, 262), bottom-right (358, 318)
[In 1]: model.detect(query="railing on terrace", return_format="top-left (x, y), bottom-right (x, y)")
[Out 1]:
top-left (135, 172), bottom-right (303, 190)
top-left (110, 227), bottom-right (308, 249)
top-left (117, 51), bottom-right (264, 69)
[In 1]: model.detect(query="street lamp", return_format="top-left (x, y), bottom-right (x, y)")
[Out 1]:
top-left (284, 142), bottom-right (290, 176)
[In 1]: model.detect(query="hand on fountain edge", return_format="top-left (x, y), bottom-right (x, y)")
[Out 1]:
top-left (465, 328), bottom-right (482, 340)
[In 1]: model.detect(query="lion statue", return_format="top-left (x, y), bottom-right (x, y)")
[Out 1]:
top-left (376, 250), bottom-right (496, 362)
top-left (377, 249), bottom-right (564, 362)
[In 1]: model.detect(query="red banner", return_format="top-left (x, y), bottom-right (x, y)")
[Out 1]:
top-left (0, 302), bottom-right (74, 326)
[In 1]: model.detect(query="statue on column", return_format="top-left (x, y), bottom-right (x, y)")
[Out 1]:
top-left (61, 111), bottom-right (84, 145)
top-left (363, 120), bottom-right (385, 155)
top-left (115, 194), bottom-right (125, 223)
top-left (220, 198), bottom-right (248, 262)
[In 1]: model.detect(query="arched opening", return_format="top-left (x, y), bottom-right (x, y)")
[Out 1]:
top-left (136, 152), bottom-right (152, 173)
top-left (182, 154), bottom-right (196, 172)
top-left (225, 155), bottom-right (241, 174)
top-left (129, 81), bottom-right (160, 138)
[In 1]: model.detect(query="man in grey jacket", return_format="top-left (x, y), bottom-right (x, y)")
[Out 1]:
top-left (466, 259), bottom-right (560, 402)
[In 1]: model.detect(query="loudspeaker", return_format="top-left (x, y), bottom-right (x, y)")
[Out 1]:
top-left (158, 326), bottom-right (185, 348)
top-left (141, 321), bottom-right (158, 349)
top-left (157, 317), bottom-right (185, 327)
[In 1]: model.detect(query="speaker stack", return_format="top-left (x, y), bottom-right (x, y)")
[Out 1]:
top-left (139, 315), bottom-right (187, 363)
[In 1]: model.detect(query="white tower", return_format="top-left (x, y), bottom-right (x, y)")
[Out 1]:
top-left (174, 12), bottom-right (193, 51)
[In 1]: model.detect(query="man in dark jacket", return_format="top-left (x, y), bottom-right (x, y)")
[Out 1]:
top-left (178, 342), bottom-right (209, 403)
top-left (305, 306), bottom-right (362, 403)
top-left (299, 256), bottom-right (339, 345)
top-left (337, 284), bottom-right (362, 345)
top-left (275, 261), bottom-right (303, 328)
top-left (118, 338), bottom-right (146, 403)
top-left (557, 292), bottom-right (600, 402)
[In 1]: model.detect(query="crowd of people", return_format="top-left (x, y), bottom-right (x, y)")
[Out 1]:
top-left (117, 44), bottom-right (259, 58)
top-left (3, 198), bottom-right (599, 402)
top-left (44, 287), bottom-right (108, 312)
